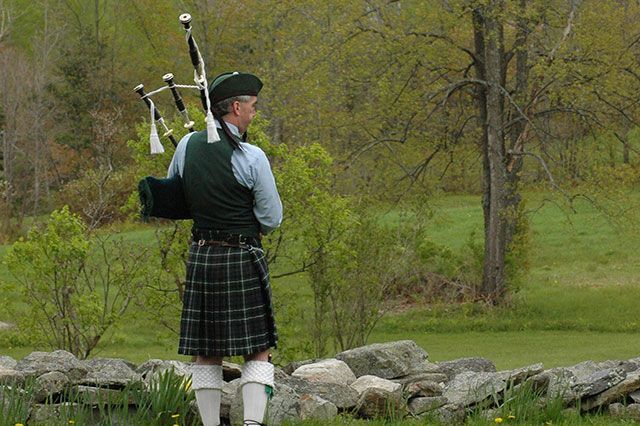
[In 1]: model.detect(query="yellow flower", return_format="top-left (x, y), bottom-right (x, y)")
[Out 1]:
top-left (15, 424), bottom-right (24, 426)
top-left (508, 415), bottom-right (516, 419)
top-left (495, 418), bottom-right (503, 424)
top-left (171, 414), bottom-right (180, 418)
top-left (69, 421), bottom-right (76, 425)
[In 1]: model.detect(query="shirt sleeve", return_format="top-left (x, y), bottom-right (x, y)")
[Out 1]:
top-left (251, 150), bottom-right (283, 234)
top-left (167, 133), bottom-right (192, 178)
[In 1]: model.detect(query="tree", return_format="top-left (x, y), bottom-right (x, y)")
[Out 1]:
top-left (4, 207), bottom-right (150, 358)
top-left (315, 0), bottom-right (640, 303)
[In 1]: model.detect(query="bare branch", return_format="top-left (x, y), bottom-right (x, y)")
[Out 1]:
top-left (547, 0), bottom-right (580, 63)
top-left (507, 149), bottom-right (577, 210)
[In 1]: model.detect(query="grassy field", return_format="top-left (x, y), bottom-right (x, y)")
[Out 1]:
top-left (1, 191), bottom-right (640, 372)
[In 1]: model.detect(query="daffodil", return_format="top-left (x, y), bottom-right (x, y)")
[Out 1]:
top-left (15, 423), bottom-right (24, 426)
top-left (508, 414), bottom-right (516, 419)
top-left (171, 413), bottom-right (180, 419)
top-left (69, 421), bottom-right (76, 425)
top-left (495, 418), bottom-right (504, 424)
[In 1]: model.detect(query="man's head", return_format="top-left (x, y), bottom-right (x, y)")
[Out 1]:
top-left (209, 72), bottom-right (262, 134)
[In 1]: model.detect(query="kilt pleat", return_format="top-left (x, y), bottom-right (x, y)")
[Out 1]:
top-left (178, 242), bottom-right (277, 357)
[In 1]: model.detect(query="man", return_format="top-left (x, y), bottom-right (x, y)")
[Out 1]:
top-left (167, 72), bottom-right (282, 426)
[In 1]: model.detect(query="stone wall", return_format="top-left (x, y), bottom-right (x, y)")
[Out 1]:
top-left (2, 340), bottom-right (640, 424)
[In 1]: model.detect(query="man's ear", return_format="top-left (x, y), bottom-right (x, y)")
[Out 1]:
top-left (232, 100), bottom-right (241, 116)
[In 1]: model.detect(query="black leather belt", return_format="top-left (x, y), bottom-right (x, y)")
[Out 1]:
top-left (191, 229), bottom-right (260, 247)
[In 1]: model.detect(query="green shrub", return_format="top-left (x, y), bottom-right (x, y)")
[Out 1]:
top-left (3, 206), bottom-right (150, 358)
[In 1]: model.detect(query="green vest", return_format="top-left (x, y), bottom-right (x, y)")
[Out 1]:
top-left (183, 130), bottom-right (260, 236)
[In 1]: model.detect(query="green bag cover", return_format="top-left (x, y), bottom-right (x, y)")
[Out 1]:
top-left (138, 175), bottom-right (191, 221)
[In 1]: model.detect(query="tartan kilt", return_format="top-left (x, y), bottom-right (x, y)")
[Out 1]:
top-left (178, 242), bottom-right (278, 357)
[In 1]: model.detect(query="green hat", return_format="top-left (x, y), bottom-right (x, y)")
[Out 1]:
top-left (208, 72), bottom-right (263, 104)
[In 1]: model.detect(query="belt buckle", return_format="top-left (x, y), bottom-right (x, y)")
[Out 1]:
top-left (197, 239), bottom-right (206, 247)
top-left (238, 234), bottom-right (246, 245)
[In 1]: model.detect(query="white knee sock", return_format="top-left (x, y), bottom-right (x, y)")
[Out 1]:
top-left (191, 364), bottom-right (224, 426)
top-left (195, 388), bottom-right (221, 426)
top-left (242, 382), bottom-right (269, 424)
top-left (240, 361), bottom-right (274, 425)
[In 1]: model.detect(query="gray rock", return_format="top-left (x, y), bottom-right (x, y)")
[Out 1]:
top-left (267, 383), bottom-right (301, 425)
top-left (75, 385), bottom-right (131, 405)
top-left (82, 358), bottom-right (142, 388)
top-left (0, 355), bottom-right (17, 369)
top-left (276, 370), bottom-right (358, 409)
top-left (573, 367), bottom-right (626, 398)
top-left (299, 394), bottom-right (338, 421)
top-left (15, 350), bottom-right (87, 382)
top-left (497, 363), bottom-right (544, 384)
top-left (408, 360), bottom-right (442, 374)
top-left (33, 371), bottom-right (70, 403)
top-left (527, 369), bottom-right (551, 393)
top-left (609, 403), bottom-right (640, 421)
top-left (292, 359), bottom-right (356, 385)
top-left (627, 357), bottom-right (640, 371)
top-left (431, 403), bottom-right (466, 424)
top-left (532, 368), bottom-right (577, 402)
top-left (29, 403), bottom-right (80, 423)
top-left (221, 378), bottom-right (240, 419)
top-left (404, 379), bottom-right (445, 398)
top-left (335, 340), bottom-right (428, 379)
top-left (282, 358), bottom-right (320, 375)
top-left (136, 359), bottom-right (191, 383)
top-left (350, 375), bottom-right (402, 397)
top-left (230, 382), bottom-right (300, 426)
top-left (609, 402), bottom-right (626, 417)
top-left (581, 370), bottom-right (640, 412)
top-left (407, 396), bottom-right (447, 415)
top-left (568, 360), bottom-right (632, 381)
top-left (436, 357), bottom-right (496, 380)
top-left (0, 367), bottom-right (24, 386)
top-left (392, 372), bottom-right (448, 385)
top-left (442, 371), bottom-right (505, 407)
top-left (629, 390), bottom-right (640, 403)
top-left (356, 387), bottom-right (405, 419)
top-left (481, 408), bottom-right (502, 421)
top-left (223, 361), bottom-right (242, 382)
top-left (627, 403), bottom-right (640, 420)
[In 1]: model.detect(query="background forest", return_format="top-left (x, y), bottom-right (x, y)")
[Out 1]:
top-left (2, 0), bottom-right (640, 368)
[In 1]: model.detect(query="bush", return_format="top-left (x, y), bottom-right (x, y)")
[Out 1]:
top-left (57, 167), bottom-right (136, 230)
top-left (3, 206), bottom-right (150, 358)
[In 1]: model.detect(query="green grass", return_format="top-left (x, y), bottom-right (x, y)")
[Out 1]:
top-left (2, 191), bottom-right (640, 372)
top-left (372, 191), bottom-right (640, 369)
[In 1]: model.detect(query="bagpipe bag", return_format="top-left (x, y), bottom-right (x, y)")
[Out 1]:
top-left (138, 175), bottom-right (192, 220)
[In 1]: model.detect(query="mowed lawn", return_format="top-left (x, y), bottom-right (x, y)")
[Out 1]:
top-left (1, 191), bottom-right (640, 370)
top-left (371, 192), bottom-right (640, 369)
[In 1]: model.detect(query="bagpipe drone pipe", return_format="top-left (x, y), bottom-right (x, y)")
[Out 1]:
top-left (134, 13), bottom-right (219, 221)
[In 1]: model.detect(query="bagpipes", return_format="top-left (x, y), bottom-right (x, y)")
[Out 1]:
top-left (135, 13), bottom-right (218, 221)
top-left (133, 13), bottom-right (219, 155)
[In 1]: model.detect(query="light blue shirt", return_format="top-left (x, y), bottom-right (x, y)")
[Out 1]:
top-left (167, 120), bottom-right (283, 234)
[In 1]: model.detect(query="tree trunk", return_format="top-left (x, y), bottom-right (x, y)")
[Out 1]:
top-left (472, 9), bottom-right (491, 300)
top-left (479, 0), bottom-right (507, 303)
